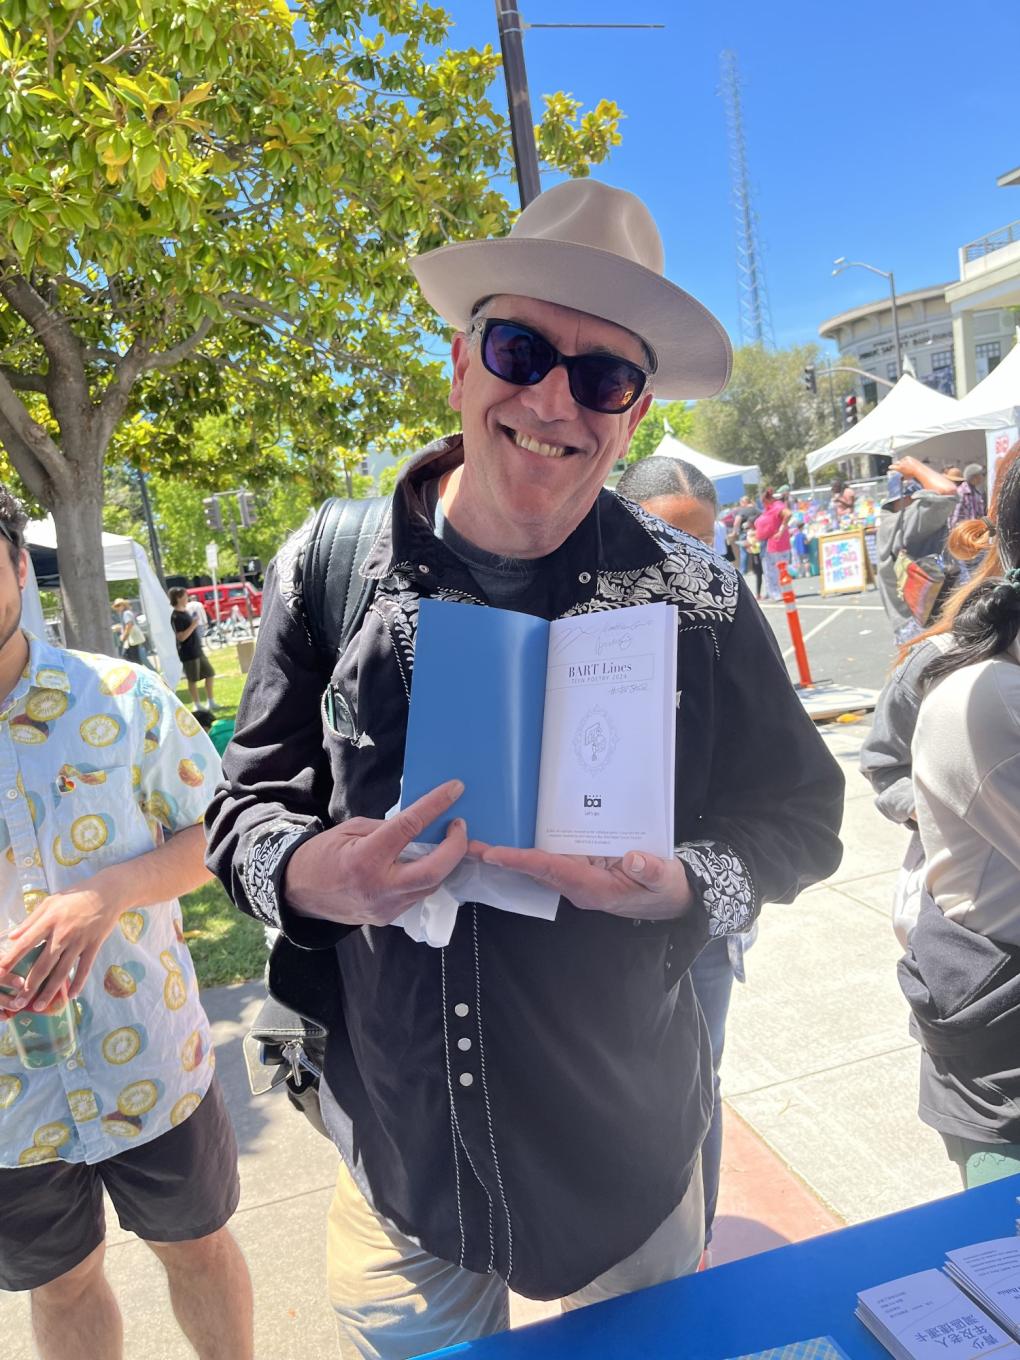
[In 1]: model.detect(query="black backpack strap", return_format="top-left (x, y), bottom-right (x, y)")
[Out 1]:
top-left (303, 495), bottom-right (389, 656)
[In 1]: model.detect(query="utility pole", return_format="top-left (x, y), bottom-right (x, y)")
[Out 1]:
top-left (495, 0), bottom-right (542, 209)
top-left (493, 7), bottom-right (664, 213)
top-left (135, 468), bottom-right (166, 588)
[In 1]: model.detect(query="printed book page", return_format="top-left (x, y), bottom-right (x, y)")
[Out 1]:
top-left (726, 1338), bottom-right (851, 1360)
top-left (946, 1240), bottom-right (1020, 1335)
top-left (534, 602), bottom-right (677, 856)
top-left (857, 1268), bottom-right (1020, 1360)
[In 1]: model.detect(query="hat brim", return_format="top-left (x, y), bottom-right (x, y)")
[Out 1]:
top-left (411, 238), bottom-right (732, 400)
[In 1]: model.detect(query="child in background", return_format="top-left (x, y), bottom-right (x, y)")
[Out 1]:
top-left (791, 517), bottom-right (811, 577)
top-left (193, 707), bottom-right (235, 757)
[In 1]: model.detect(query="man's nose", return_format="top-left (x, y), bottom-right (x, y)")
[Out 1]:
top-left (518, 361), bottom-right (579, 423)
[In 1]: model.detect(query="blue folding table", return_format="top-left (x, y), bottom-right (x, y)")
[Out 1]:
top-left (419, 1175), bottom-right (1020, 1359)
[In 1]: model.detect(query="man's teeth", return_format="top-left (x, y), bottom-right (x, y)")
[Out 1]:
top-left (513, 430), bottom-right (568, 459)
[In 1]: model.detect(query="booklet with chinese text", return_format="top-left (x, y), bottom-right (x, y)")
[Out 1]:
top-left (856, 1268), bottom-right (1020, 1360)
top-left (726, 1338), bottom-right (852, 1360)
top-left (946, 1239), bottom-right (1020, 1341)
top-left (401, 599), bottom-right (677, 855)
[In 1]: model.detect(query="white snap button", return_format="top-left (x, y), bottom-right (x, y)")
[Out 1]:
top-left (21, 857), bottom-right (33, 867)
top-left (459, 1072), bottom-right (474, 1087)
top-left (457, 1037), bottom-right (472, 1051)
top-left (418, 563), bottom-right (430, 574)
top-left (5, 789), bottom-right (16, 800)
top-left (454, 1003), bottom-right (470, 1018)
top-left (578, 571), bottom-right (592, 584)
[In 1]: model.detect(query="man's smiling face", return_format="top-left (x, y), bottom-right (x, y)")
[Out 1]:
top-left (448, 295), bottom-right (653, 558)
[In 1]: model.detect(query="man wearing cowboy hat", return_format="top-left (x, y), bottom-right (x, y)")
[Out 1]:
top-left (207, 180), bottom-right (844, 1356)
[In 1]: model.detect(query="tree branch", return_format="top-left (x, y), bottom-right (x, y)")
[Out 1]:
top-left (0, 367), bottom-right (47, 394)
top-left (138, 316), bottom-right (214, 373)
top-left (0, 368), bottom-right (67, 491)
top-left (0, 265), bottom-right (85, 383)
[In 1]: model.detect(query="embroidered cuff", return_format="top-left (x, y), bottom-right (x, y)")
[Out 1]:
top-left (240, 819), bottom-right (321, 929)
top-left (675, 841), bottom-right (758, 938)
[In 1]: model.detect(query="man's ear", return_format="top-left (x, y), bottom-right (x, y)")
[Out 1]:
top-left (621, 390), bottom-right (656, 449)
top-left (16, 549), bottom-right (28, 592)
top-left (449, 332), bottom-right (471, 413)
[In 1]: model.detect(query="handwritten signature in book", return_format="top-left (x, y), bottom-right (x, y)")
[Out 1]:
top-left (550, 617), bottom-right (653, 659)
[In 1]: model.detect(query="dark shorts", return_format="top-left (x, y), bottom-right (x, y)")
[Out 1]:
top-left (0, 1077), bottom-right (239, 1291)
top-left (183, 653), bottom-right (214, 683)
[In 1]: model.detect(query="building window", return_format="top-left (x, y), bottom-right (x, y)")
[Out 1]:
top-left (887, 362), bottom-right (898, 381)
top-left (862, 381), bottom-right (878, 406)
top-left (976, 341), bottom-right (1002, 379)
top-left (927, 349), bottom-right (956, 396)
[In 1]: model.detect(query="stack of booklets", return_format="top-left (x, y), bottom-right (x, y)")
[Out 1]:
top-left (945, 1239), bottom-right (1020, 1341)
top-left (857, 1268), bottom-right (1020, 1360)
top-left (726, 1339), bottom-right (850, 1360)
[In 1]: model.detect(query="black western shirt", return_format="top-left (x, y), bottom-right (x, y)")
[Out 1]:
top-left (206, 437), bottom-right (845, 1299)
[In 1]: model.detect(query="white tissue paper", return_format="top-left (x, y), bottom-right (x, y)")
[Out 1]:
top-left (391, 840), bottom-right (560, 947)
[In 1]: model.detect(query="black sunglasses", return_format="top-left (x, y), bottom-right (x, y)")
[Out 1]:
top-left (477, 318), bottom-right (649, 415)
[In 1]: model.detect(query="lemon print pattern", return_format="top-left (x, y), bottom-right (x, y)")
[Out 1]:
top-left (104, 964), bottom-right (137, 998)
top-left (117, 1080), bottom-right (158, 1117)
top-left (0, 1027), bottom-right (16, 1059)
top-left (0, 1074), bottom-right (23, 1109)
top-left (101, 1114), bottom-right (142, 1139)
top-left (68, 1088), bottom-right (100, 1122)
top-left (80, 714), bottom-right (122, 747)
top-left (119, 910), bottom-right (145, 942)
top-left (178, 757), bottom-right (203, 788)
top-left (19, 1145), bottom-right (58, 1165)
top-left (102, 1026), bottom-right (142, 1065)
top-left (163, 970), bottom-right (187, 1011)
top-left (99, 663), bottom-right (136, 696)
top-left (22, 888), bottom-right (47, 912)
top-left (11, 718), bottom-right (47, 744)
top-left (174, 707), bottom-right (200, 738)
top-left (171, 1092), bottom-right (202, 1126)
top-left (142, 697), bottom-right (160, 732)
top-left (52, 834), bottom-right (83, 868)
top-left (181, 1030), bottom-right (204, 1072)
top-left (34, 667), bottom-right (67, 691)
top-left (26, 690), bottom-right (67, 723)
top-left (70, 814), bottom-right (110, 854)
top-left (33, 1121), bottom-right (71, 1148)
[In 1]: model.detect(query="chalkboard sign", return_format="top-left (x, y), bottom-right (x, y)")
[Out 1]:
top-left (818, 529), bottom-right (869, 596)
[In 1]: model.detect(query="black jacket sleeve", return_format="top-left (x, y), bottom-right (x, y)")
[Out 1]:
top-left (204, 533), bottom-right (353, 949)
top-left (677, 580), bottom-right (844, 928)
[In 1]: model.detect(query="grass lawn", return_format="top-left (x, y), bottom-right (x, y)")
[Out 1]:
top-left (174, 644), bottom-right (270, 989)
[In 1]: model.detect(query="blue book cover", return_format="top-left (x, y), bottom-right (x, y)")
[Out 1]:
top-left (401, 600), bottom-right (550, 847)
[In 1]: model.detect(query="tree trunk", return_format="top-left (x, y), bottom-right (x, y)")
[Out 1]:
top-left (50, 463), bottom-right (117, 656)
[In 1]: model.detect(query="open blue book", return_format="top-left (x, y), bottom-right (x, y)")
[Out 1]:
top-left (401, 599), bottom-right (677, 855)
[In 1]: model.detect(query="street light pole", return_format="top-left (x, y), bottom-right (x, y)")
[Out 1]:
top-left (135, 468), bottom-right (166, 589)
top-left (832, 257), bottom-right (903, 380)
top-left (494, 0), bottom-right (542, 210)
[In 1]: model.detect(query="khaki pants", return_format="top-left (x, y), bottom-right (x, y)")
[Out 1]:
top-left (327, 1157), bottom-right (704, 1359)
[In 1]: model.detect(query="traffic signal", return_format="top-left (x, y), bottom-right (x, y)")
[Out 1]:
top-left (842, 394), bottom-right (859, 430)
top-left (202, 496), bottom-right (223, 531)
top-left (238, 491), bottom-right (258, 528)
top-left (802, 364), bottom-right (817, 395)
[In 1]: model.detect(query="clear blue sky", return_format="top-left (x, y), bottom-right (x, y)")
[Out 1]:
top-left (440, 1), bottom-right (1019, 356)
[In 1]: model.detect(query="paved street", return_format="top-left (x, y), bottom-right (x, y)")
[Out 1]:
top-left (755, 572), bottom-right (895, 693)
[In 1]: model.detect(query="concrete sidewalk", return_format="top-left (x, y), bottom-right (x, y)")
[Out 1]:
top-left (3, 719), bottom-right (957, 1357)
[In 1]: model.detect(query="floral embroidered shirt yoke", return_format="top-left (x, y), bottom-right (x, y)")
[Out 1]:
top-left (0, 637), bottom-right (220, 1168)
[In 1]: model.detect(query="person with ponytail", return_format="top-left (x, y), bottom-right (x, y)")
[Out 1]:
top-left (860, 444), bottom-right (1020, 945)
top-left (897, 447), bottom-right (1020, 1188)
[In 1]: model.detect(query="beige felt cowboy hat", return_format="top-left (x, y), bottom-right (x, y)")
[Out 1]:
top-left (411, 179), bottom-right (732, 400)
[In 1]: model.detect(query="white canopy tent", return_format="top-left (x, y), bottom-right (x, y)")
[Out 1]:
top-left (805, 373), bottom-right (988, 475)
top-left (651, 434), bottom-right (760, 504)
top-left (909, 337), bottom-right (1020, 436)
top-left (23, 519), bottom-right (182, 687)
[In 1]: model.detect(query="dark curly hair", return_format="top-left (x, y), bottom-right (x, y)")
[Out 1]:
top-left (925, 451), bottom-right (1020, 686)
top-left (0, 485), bottom-right (27, 570)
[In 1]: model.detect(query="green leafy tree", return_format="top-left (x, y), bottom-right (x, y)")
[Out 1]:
top-left (690, 344), bottom-right (856, 486)
top-left (624, 400), bottom-right (694, 465)
top-left (0, 1), bottom-right (622, 650)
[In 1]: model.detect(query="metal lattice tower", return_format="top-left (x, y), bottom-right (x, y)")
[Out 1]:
top-left (720, 51), bottom-right (774, 349)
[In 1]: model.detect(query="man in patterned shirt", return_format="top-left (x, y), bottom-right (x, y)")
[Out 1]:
top-left (0, 488), bottom-right (252, 1359)
top-left (209, 180), bottom-right (844, 1357)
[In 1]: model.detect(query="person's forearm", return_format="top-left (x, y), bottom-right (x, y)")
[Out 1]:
top-left (87, 824), bottom-right (212, 915)
top-left (897, 456), bottom-right (957, 496)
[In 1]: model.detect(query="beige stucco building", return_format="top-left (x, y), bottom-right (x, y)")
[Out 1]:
top-left (820, 166), bottom-right (1020, 404)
